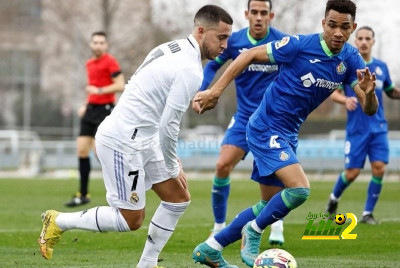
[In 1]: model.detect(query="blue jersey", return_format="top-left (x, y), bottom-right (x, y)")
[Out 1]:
top-left (249, 33), bottom-right (365, 142)
top-left (200, 27), bottom-right (286, 117)
top-left (342, 58), bottom-right (394, 135)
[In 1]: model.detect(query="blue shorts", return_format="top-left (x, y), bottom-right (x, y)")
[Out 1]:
top-left (247, 123), bottom-right (298, 187)
top-left (344, 132), bottom-right (389, 169)
top-left (251, 161), bottom-right (285, 187)
top-left (221, 114), bottom-right (250, 159)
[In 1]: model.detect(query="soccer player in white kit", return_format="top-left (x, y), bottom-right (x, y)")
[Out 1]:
top-left (38, 5), bottom-right (233, 268)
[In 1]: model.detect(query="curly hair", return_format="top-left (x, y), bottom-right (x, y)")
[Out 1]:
top-left (325, 0), bottom-right (357, 20)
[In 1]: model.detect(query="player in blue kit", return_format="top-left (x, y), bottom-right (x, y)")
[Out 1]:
top-left (326, 26), bottom-right (400, 225)
top-left (193, 0), bottom-right (286, 245)
top-left (192, 0), bottom-right (378, 267)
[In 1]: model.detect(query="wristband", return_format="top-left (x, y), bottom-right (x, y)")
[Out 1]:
top-left (98, 87), bottom-right (103, 94)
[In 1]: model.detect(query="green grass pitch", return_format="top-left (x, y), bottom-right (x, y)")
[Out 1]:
top-left (0, 177), bottom-right (399, 267)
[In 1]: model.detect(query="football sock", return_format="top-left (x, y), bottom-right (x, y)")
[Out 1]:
top-left (56, 206), bottom-right (130, 232)
top-left (79, 157), bottom-right (91, 196)
top-left (137, 201), bottom-right (190, 268)
top-left (212, 177), bottom-right (230, 224)
top-left (213, 200), bottom-right (267, 247)
top-left (363, 176), bottom-right (383, 214)
top-left (332, 172), bottom-right (351, 200)
top-left (256, 188), bottom-right (310, 230)
top-left (213, 222), bottom-right (226, 230)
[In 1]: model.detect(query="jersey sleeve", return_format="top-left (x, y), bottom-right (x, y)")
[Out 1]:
top-left (167, 68), bottom-right (202, 112)
top-left (159, 105), bottom-right (183, 178)
top-left (381, 62), bottom-right (395, 91)
top-left (107, 56), bottom-right (122, 77)
top-left (265, 35), bottom-right (300, 64)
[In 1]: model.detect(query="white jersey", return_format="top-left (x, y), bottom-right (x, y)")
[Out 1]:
top-left (96, 34), bottom-right (202, 176)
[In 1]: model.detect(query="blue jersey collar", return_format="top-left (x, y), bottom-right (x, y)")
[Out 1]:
top-left (319, 33), bottom-right (346, 58)
top-left (247, 27), bottom-right (270, 46)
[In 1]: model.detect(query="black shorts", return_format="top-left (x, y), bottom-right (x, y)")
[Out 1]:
top-left (79, 103), bottom-right (114, 137)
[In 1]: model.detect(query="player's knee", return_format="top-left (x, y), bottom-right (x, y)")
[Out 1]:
top-left (77, 146), bottom-right (90, 157)
top-left (120, 209), bottom-right (145, 231)
top-left (128, 220), bottom-right (143, 231)
top-left (215, 160), bottom-right (233, 177)
top-left (345, 171), bottom-right (359, 182)
top-left (164, 189), bottom-right (191, 203)
top-left (282, 187), bottom-right (310, 210)
top-left (179, 194), bottom-right (191, 203)
top-left (372, 165), bottom-right (386, 177)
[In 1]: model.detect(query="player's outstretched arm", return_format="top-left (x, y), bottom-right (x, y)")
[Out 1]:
top-left (385, 86), bottom-right (400, 99)
top-left (194, 45), bottom-right (270, 114)
top-left (353, 67), bottom-right (378, 116)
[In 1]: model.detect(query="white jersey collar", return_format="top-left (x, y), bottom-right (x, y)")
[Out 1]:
top-left (187, 34), bottom-right (201, 62)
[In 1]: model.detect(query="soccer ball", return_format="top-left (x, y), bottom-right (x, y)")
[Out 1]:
top-left (253, 248), bottom-right (297, 268)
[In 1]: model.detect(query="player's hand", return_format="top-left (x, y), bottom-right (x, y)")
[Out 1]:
top-left (77, 105), bottom-right (87, 118)
top-left (357, 67), bottom-right (376, 96)
top-left (345, 97), bottom-right (358, 111)
top-left (85, 85), bottom-right (100, 94)
top-left (194, 90), bottom-right (219, 114)
top-left (192, 92), bottom-right (202, 114)
top-left (175, 168), bottom-right (188, 189)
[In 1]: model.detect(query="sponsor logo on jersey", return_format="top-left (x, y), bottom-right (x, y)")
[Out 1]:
top-left (275, 36), bottom-right (290, 50)
top-left (300, 72), bottom-right (342, 91)
top-left (279, 151), bottom-right (290, 161)
top-left (247, 64), bottom-right (279, 73)
top-left (375, 79), bottom-right (383, 89)
top-left (336, 62), bottom-right (347, 75)
top-left (375, 66), bottom-right (383, 76)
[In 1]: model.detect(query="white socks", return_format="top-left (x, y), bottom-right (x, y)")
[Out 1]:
top-left (330, 193), bottom-right (339, 202)
top-left (56, 206), bottom-right (130, 232)
top-left (251, 220), bottom-right (263, 234)
top-left (137, 201), bottom-right (190, 268)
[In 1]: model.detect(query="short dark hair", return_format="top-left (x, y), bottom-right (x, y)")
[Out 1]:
top-left (91, 31), bottom-right (107, 39)
top-left (357, 26), bottom-right (375, 38)
top-left (194, 5), bottom-right (233, 28)
top-left (325, 0), bottom-right (357, 21)
top-left (248, 0), bottom-right (272, 11)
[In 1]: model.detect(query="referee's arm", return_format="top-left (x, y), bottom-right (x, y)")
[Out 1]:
top-left (98, 72), bottom-right (125, 94)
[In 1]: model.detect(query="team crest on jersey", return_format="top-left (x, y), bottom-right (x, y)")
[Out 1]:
top-left (275, 36), bottom-right (290, 50)
top-left (130, 192), bottom-right (139, 204)
top-left (336, 62), bottom-right (347, 75)
top-left (375, 66), bottom-right (383, 76)
top-left (279, 151), bottom-right (290, 161)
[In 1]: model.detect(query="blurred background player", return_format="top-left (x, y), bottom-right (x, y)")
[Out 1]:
top-left (193, 0), bottom-right (286, 245)
top-left (38, 5), bottom-right (233, 268)
top-left (326, 26), bottom-right (400, 224)
top-left (193, 0), bottom-right (378, 266)
top-left (65, 31), bottom-right (125, 207)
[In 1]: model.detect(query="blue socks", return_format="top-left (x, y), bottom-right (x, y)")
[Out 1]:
top-left (332, 172), bottom-right (351, 199)
top-left (215, 200), bottom-right (267, 247)
top-left (212, 177), bottom-right (230, 224)
top-left (364, 176), bottom-right (383, 213)
top-left (256, 188), bottom-right (310, 229)
top-left (214, 187), bottom-right (310, 247)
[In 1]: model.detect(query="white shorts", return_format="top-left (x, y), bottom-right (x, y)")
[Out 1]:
top-left (95, 139), bottom-right (170, 210)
